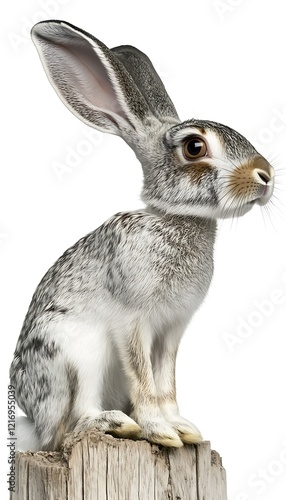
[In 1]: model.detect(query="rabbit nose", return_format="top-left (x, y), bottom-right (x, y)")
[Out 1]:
top-left (253, 167), bottom-right (274, 185)
top-left (252, 158), bottom-right (274, 185)
top-left (252, 159), bottom-right (275, 206)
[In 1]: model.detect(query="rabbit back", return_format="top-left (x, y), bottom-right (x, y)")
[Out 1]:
top-left (14, 211), bottom-right (216, 343)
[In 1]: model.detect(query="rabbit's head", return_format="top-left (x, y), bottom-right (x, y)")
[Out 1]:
top-left (31, 21), bottom-right (274, 219)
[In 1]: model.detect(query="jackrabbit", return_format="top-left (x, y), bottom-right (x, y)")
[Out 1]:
top-left (10, 20), bottom-right (274, 451)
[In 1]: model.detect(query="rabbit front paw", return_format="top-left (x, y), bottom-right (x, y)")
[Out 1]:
top-left (74, 410), bottom-right (141, 439)
top-left (168, 416), bottom-right (203, 444)
top-left (140, 420), bottom-right (183, 448)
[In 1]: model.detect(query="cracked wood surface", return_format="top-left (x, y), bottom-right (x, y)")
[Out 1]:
top-left (10, 431), bottom-right (227, 500)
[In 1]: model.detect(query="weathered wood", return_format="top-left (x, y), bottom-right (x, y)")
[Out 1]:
top-left (11, 431), bottom-right (227, 500)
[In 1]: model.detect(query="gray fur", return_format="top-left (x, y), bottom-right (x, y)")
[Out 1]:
top-left (112, 45), bottom-right (179, 121)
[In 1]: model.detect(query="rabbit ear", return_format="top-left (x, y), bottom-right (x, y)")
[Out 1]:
top-left (31, 21), bottom-right (151, 137)
top-left (112, 45), bottom-right (179, 122)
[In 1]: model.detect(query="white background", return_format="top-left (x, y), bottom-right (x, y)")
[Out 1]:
top-left (2, 1), bottom-right (285, 499)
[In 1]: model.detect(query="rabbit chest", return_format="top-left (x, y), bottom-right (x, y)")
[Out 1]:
top-left (94, 211), bottom-right (217, 322)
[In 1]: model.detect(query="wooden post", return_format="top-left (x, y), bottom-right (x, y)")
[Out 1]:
top-left (10, 430), bottom-right (227, 499)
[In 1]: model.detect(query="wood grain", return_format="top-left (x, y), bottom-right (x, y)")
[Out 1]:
top-left (10, 431), bottom-right (227, 500)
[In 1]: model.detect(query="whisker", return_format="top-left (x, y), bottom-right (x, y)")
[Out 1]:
top-left (267, 197), bottom-right (286, 220)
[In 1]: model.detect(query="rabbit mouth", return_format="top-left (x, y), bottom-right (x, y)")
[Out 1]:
top-left (243, 182), bottom-right (274, 207)
top-left (255, 183), bottom-right (274, 206)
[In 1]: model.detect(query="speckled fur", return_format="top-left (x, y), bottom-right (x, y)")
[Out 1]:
top-left (10, 21), bottom-right (274, 450)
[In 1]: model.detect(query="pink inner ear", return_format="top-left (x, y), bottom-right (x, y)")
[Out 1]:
top-left (46, 38), bottom-right (125, 117)
top-left (32, 21), bottom-right (134, 131)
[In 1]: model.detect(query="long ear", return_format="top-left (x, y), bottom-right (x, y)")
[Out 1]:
top-left (31, 20), bottom-right (151, 138)
top-left (112, 45), bottom-right (179, 122)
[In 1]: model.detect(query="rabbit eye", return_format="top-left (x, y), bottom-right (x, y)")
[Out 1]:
top-left (183, 137), bottom-right (207, 160)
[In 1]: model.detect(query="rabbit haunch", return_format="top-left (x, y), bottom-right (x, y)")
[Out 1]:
top-left (10, 20), bottom-right (274, 451)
